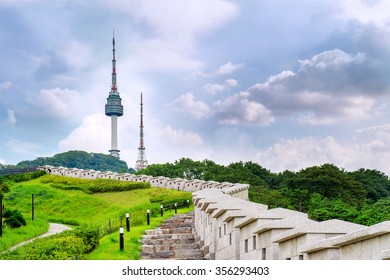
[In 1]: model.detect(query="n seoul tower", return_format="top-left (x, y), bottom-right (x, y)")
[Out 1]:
top-left (105, 32), bottom-right (123, 158)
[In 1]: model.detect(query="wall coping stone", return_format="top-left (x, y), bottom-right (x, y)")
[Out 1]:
top-left (222, 207), bottom-right (266, 223)
top-left (234, 208), bottom-right (308, 229)
top-left (253, 216), bottom-right (314, 235)
top-left (300, 222), bottom-right (390, 254)
top-left (211, 201), bottom-right (261, 219)
top-left (331, 221), bottom-right (390, 246)
top-left (272, 219), bottom-right (367, 243)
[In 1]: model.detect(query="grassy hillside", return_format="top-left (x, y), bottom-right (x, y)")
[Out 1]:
top-left (0, 174), bottom-right (192, 259)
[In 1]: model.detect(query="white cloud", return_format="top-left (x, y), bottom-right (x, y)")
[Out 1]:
top-left (255, 123), bottom-right (390, 175)
top-left (257, 136), bottom-right (357, 173)
top-left (110, 0), bottom-right (238, 43)
top-left (7, 109), bottom-right (16, 125)
top-left (58, 112), bottom-right (140, 166)
top-left (5, 139), bottom-right (41, 156)
top-left (204, 79), bottom-right (238, 95)
top-left (29, 87), bottom-right (81, 119)
top-left (225, 79), bottom-right (238, 87)
top-left (168, 92), bottom-right (212, 119)
top-left (298, 49), bottom-right (364, 70)
top-left (216, 62), bottom-right (244, 75)
top-left (216, 48), bottom-right (387, 125)
top-left (132, 39), bottom-right (204, 73)
top-left (106, 0), bottom-right (238, 75)
top-left (57, 40), bottom-right (92, 69)
top-left (204, 83), bottom-right (226, 95)
top-left (156, 123), bottom-right (203, 146)
top-left (215, 92), bottom-right (275, 125)
top-left (0, 158), bottom-right (5, 165)
top-left (0, 81), bottom-right (12, 91)
top-left (252, 71), bottom-right (295, 91)
top-left (341, 0), bottom-right (390, 26)
top-left (297, 94), bottom-right (375, 125)
top-left (209, 127), bottom-right (258, 164)
top-left (58, 113), bottom-right (110, 153)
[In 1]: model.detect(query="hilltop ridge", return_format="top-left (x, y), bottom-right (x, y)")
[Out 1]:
top-left (14, 150), bottom-right (134, 173)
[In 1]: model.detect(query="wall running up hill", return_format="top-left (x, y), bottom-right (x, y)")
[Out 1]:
top-left (39, 165), bottom-right (390, 260)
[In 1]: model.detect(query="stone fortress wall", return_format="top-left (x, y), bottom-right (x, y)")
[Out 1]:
top-left (39, 165), bottom-right (390, 260)
top-left (38, 165), bottom-right (249, 200)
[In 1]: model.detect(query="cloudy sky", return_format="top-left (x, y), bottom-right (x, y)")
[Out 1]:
top-left (1, 0), bottom-right (390, 174)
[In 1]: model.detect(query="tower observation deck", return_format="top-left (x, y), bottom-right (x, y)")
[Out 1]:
top-left (105, 33), bottom-right (123, 158)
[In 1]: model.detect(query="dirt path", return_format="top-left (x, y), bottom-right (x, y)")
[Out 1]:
top-left (4, 223), bottom-right (73, 252)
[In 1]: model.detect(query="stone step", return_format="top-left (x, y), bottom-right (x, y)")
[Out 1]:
top-left (151, 250), bottom-right (176, 259)
top-left (140, 211), bottom-right (205, 260)
top-left (140, 236), bottom-right (196, 246)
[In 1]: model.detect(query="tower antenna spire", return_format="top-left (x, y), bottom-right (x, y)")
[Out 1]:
top-left (105, 32), bottom-right (123, 158)
top-left (135, 92), bottom-right (148, 171)
top-left (111, 30), bottom-right (117, 92)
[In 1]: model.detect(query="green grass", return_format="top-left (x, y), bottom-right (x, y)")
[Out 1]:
top-left (83, 207), bottom-right (193, 260)
top-left (0, 174), bottom-right (193, 259)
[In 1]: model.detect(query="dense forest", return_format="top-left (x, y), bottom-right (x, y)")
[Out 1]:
top-left (137, 158), bottom-right (390, 226)
top-left (7, 151), bottom-right (134, 173)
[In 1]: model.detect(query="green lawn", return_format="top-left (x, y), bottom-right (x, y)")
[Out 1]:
top-left (0, 174), bottom-right (193, 259)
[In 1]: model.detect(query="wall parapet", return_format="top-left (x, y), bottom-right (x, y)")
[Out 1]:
top-left (192, 188), bottom-right (390, 260)
top-left (37, 165), bottom-right (249, 199)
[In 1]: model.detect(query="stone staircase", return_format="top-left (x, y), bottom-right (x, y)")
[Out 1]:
top-left (140, 212), bottom-right (205, 260)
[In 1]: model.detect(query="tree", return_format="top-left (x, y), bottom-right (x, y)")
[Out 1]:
top-left (16, 150), bottom-right (130, 172)
top-left (0, 178), bottom-right (9, 194)
top-left (285, 164), bottom-right (366, 208)
top-left (174, 158), bottom-right (206, 180)
top-left (308, 193), bottom-right (359, 222)
top-left (249, 185), bottom-right (289, 209)
top-left (354, 198), bottom-right (390, 226)
top-left (349, 168), bottom-right (390, 202)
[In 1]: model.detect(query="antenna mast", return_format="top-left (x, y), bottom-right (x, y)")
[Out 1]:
top-left (135, 92), bottom-right (148, 171)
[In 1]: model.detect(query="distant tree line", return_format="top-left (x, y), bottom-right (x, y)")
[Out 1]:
top-left (137, 158), bottom-right (390, 226)
top-left (12, 150), bottom-right (134, 173)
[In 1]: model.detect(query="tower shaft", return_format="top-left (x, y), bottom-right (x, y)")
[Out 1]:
top-left (136, 92), bottom-right (148, 171)
top-left (109, 116), bottom-right (119, 158)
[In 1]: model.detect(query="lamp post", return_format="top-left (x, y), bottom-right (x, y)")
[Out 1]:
top-left (32, 194), bottom-right (35, 221)
top-left (146, 209), bottom-right (150, 225)
top-left (126, 212), bottom-right (130, 232)
top-left (32, 192), bottom-right (43, 221)
top-left (160, 205), bottom-right (164, 217)
top-left (0, 194), bottom-right (3, 237)
top-left (119, 226), bottom-right (124, 251)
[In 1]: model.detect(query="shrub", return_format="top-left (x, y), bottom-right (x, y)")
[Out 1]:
top-left (3, 209), bottom-right (27, 228)
top-left (0, 229), bottom-right (97, 260)
top-left (4, 170), bottom-right (46, 183)
top-left (73, 228), bottom-right (100, 253)
top-left (40, 175), bottom-right (150, 193)
top-left (88, 180), bottom-right (150, 193)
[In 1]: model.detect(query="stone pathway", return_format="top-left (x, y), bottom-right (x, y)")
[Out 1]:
top-left (4, 223), bottom-right (73, 253)
top-left (140, 212), bottom-right (204, 260)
